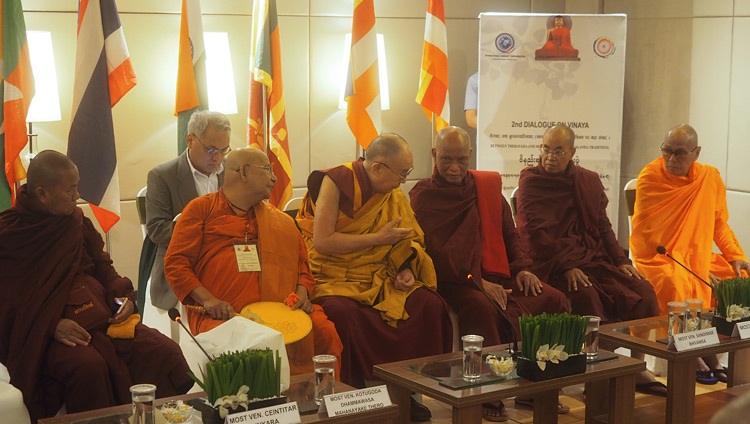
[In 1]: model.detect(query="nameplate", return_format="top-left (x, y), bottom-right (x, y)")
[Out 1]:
top-left (732, 321), bottom-right (750, 339)
top-left (324, 385), bottom-right (392, 417)
top-left (225, 402), bottom-right (301, 424)
top-left (673, 328), bottom-right (720, 351)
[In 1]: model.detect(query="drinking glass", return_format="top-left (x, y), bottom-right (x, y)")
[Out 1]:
top-left (130, 384), bottom-right (156, 424)
top-left (461, 335), bottom-right (484, 381)
top-left (667, 301), bottom-right (688, 343)
top-left (582, 316), bottom-right (601, 358)
top-left (685, 298), bottom-right (704, 332)
top-left (313, 354), bottom-right (336, 405)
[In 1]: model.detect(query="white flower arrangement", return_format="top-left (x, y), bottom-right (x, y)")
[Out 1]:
top-left (535, 344), bottom-right (569, 371)
top-left (726, 304), bottom-right (750, 322)
top-left (485, 354), bottom-right (515, 377)
top-left (213, 385), bottom-right (250, 419)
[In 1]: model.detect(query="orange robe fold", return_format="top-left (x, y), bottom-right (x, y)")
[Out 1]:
top-left (165, 191), bottom-right (343, 375)
top-left (631, 158), bottom-right (747, 313)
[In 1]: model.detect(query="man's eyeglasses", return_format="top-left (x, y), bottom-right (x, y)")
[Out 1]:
top-left (376, 162), bottom-right (413, 180)
top-left (539, 147), bottom-right (571, 158)
top-left (192, 133), bottom-right (231, 156)
top-left (660, 144), bottom-right (698, 158)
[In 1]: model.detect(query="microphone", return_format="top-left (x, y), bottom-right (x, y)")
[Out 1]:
top-left (462, 270), bottom-right (519, 359)
top-left (656, 245), bottom-right (714, 290)
top-left (169, 307), bottom-right (215, 361)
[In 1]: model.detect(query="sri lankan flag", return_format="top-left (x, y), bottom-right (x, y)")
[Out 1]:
top-left (0, 0), bottom-right (34, 211)
top-left (175, 0), bottom-right (207, 154)
top-left (416, 0), bottom-right (450, 131)
top-left (248, 0), bottom-right (292, 208)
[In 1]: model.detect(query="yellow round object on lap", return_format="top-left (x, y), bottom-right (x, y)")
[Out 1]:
top-left (240, 302), bottom-right (312, 344)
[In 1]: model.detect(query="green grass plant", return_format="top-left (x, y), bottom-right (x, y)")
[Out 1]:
top-left (519, 313), bottom-right (588, 360)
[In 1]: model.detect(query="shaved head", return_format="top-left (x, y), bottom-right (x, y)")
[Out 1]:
top-left (27, 150), bottom-right (77, 192)
top-left (223, 148), bottom-right (276, 209)
top-left (662, 124), bottom-right (700, 176)
top-left (433, 126), bottom-right (472, 185)
top-left (664, 124), bottom-right (698, 150)
top-left (365, 133), bottom-right (409, 162)
top-left (226, 147), bottom-right (267, 172)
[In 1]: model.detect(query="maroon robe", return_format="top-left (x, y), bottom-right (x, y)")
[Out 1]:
top-left (516, 164), bottom-right (659, 323)
top-left (410, 170), bottom-right (569, 345)
top-left (0, 186), bottom-right (193, 420)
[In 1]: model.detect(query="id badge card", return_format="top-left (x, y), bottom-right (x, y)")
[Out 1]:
top-left (233, 243), bottom-right (261, 272)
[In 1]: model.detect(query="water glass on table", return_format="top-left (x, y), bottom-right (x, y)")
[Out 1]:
top-left (461, 334), bottom-right (484, 381)
top-left (667, 301), bottom-right (688, 343)
top-left (582, 315), bottom-right (601, 358)
top-left (130, 383), bottom-right (156, 424)
top-left (313, 354), bottom-right (336, 405)
top-left (685, 298), bottom-right (704, 332)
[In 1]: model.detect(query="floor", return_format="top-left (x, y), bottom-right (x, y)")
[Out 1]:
top-left (417, 375), bottom-right (726, 423)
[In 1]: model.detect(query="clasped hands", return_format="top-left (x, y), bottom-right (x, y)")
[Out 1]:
top-left (54, 297), bottom-right (135, 347)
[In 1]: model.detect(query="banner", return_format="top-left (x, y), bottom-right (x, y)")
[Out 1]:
top-left (476, 13), bottom-right (626, 228)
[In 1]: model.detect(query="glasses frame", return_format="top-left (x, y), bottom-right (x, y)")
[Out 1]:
top-left (660, 144), bottom-right (698, 158)
top-left (539, 147), bottom-right (571, 158)
top-left (234, 163), bottom-right (274, 176)
top-left (375, 161), bottom-right (413, 180)
top-left (191, 133), bottom-right (232, 156)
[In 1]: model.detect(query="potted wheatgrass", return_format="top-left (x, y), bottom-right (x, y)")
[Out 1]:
top-left (516, 313), bottom-right (589, 381)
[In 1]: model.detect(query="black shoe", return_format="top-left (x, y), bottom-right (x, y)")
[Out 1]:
top-left (410, 397), bottom-right (432, 422)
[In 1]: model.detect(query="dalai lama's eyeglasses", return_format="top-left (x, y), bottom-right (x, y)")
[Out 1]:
top-left (539, 147), bottom-right (571, 158)
top-left (660, 144), bottom-right (698, 158)
top-left (376, 162), bottom-right (413, 181)
top-left (191, 133), bottom-right (232, 156)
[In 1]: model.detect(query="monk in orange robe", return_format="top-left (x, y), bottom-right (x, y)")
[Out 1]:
top-left (165, 148), bottom-right (343, 375)
top-left (631, 124), bottom-right (749, 383)
top-left (296, 133), bottom-right (452, 422)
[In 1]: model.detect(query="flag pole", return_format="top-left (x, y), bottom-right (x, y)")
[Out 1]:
top-left (431, 112), bottom-right (438, 148)
top-left (262, 85), bottom-right (269, 154)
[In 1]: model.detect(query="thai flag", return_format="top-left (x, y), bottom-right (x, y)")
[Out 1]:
top-left (67, 0), bottom-right (136, 233)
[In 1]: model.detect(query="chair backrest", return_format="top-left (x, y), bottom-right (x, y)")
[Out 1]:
top-left (283, 196), bottom-right (304, 211)
top-left (510, 186), bottom-right (519, 219)
top-left (624, 178), bottom-right (637, 217)
top-left (136, 186), bottom-right (147, 238)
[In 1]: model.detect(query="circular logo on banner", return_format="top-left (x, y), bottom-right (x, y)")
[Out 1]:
top-left (495, 33), bottom-right (516, 54)
top-left (593, 37), bottom-right (615, 58)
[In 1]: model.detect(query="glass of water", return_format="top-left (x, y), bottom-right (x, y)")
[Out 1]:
top-left (582, 316), bottom-right (601, 358)
top-left (685, 298), bottom-right (704, 332)
top-left (667, 301), bottom-right (688, 343)
top-left (461, 334), bottom-right (484, 382)
top-left (312, 354), bottom-right (336, 405)
top-left (130, 384), bottom-right (156, 424)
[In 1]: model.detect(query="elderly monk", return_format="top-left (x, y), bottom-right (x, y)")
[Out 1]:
top-left (164, 148), bottom-right (343, 375)
top-left (631, 124), bottom-right (749, 383)
top-left (296, 133), bottom-right (452, 421)
top-left (410, 126), bottom-right (571, 421)
top-left (0, 151), bottom-right (192, 420)
top-left (516, 125), bottom-right (665, 395)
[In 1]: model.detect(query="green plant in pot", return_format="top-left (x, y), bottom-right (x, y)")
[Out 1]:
top-left (714, 277), bottom-right (750, 323)
top-left (189, 348), bottom-right (283, 421)
top-left (517, 313), bottom-right (588, 380)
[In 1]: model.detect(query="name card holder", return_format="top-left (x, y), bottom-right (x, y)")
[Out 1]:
top-left (225, 401), bottom-right (301, 424)
top-left (323, 385), bottom-right (392, 418)
top-left (732, 321), bottom-right (750, 339)
top-left (673, 328), bottom-right (720, 352)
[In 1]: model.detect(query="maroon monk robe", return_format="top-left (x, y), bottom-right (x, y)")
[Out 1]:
top-left (516, 163), bottom-right (659, 323)
top-left (410, 170), bottom-right (569, 346)
top-left (0, 186), bottom-right (193, 420)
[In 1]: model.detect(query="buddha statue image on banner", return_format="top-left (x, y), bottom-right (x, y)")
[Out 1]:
top-left (535, 15), bottom-right (580, 61)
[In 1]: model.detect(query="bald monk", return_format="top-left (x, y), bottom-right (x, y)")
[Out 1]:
top-left (164, 148), bottom-right (343, 375)
top-left (516, 125), bottom-right (666, 395)
top-left (631, 124), bottom-right (749, 383)
top-left (0, 151), bottom-right (193, 420)
top-left (296, 133), bottom-right (452, 421)
top-left (410, 126), bottom-right (571, 420)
